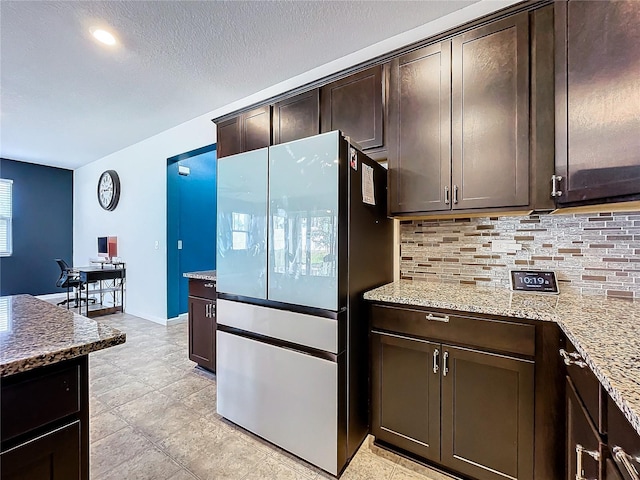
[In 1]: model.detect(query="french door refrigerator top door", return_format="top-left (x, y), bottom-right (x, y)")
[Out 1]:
top-left (216, 148), bottom-right (268, 300)
top-left (268, 131), bottom-right (341, 311)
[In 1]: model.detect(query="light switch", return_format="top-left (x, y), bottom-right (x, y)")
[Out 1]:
top-left (154, 240), bottom-right (159, 250)
top-left (177, 240), bottom-right (183, 250)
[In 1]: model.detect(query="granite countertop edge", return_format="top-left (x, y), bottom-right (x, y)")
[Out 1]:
top-left (364, 281), bottom-right (640, 438)
top-left (183, 270), bottom-right (217, 281)
top-left (0, 334), bottom-right (126, 377)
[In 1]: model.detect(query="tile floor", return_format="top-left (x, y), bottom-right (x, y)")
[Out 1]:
top-left (86, 312), bottom-right (457, 480)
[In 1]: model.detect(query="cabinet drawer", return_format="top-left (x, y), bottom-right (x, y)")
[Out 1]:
top-left (607, 396), bottom-right (640, 479)
top-left (188, 279), bottom-right (217, 300)
top-left (1, 363), bottom-right (80, 442)
top-left (562, 337), bottom-right (604, 433)
top-left (371, 304), bottom-right (535, 356)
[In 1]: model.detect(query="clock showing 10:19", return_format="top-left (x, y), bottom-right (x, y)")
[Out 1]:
top-left (97, 170), bottom-right (121, 211)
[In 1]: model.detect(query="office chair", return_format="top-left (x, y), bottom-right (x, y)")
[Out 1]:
top-left (55, 259), bottom-right (93, 309)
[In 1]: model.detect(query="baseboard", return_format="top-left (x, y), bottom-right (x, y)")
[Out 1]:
top-left (167, 313), bottom-right (188, 326)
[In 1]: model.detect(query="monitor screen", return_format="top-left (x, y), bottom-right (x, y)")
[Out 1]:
top-left (98, 237), bottom-right (108, 257)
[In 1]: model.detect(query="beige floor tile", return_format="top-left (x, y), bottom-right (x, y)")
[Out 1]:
top-left (90, 409), bottom-right (128, 444)
top-left (158, 373), bottom-right (212, 400)
top-left (96, 379), bottom-right (156, 408)
top-left (89, 393), bottom-right (110, 418)
top-left (394, 458), bottom-right (459, 480)
top-left (89, 361), bottom-right (124, 381)
top-left (90, 426), bottom-right (156, 478)
top-left (113, 391), bottom-right (173, 424)
top-left (180, 384), bottom-right (217, 416)
top-left (166, 469), bottom-right (199, 480)
top-left (186, 434), bottom-right (268, 480)
top-left (134, 402), bottom-right (205, 443)
top-left (95, 446), bottom-right (183, 480)
top-left (339, 451), bottom-right (397, 480)
top-left (157, 417), bottom-right (237, 464)
top-left (90, 371), bottom-right (139, 395)
top-left (243, 453), bottom-right (317, 479)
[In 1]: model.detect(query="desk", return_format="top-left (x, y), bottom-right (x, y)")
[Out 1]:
top-left (77, 266), bottom-right (125, 318)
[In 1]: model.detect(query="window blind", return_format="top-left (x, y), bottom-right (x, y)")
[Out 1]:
top-left (0, 179), bottom-right (13, 256)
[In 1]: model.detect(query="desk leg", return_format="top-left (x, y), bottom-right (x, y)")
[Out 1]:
top-left (85, 284), bottom-right (89, 317)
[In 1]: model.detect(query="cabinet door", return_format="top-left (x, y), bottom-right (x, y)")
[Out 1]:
top-left (451, 12), bottom-right (530, 209)
top-left (273, 90), bottom-right (320, 145)
top-left (555, 1), bottom-right (640, 204)
top-left (371, 331), bottom-right (441, 463)
top-left (321, 65), bottom-right (384, 150)
top-left (1, 421), bottom-right (81, 480)
top-left (216, 116), bottom-right (242, 158)
top-left (188, 296), bottom-right (215, 371)
top-left (216, 148), bottom-right (268, 299)
top-left (242, 105), bottom-right (271, 152)
top-left (388, 42), bottom-right (451, 214)
top-left (566, 377), bottom-right (602, 480)
top-left (441, 345), bottom-right (534, 480)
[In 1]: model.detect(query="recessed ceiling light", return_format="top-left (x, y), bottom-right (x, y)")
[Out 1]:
top-left (91, 28), bottom-right (117, 46)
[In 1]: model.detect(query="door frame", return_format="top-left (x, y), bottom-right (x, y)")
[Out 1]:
top-left (166, 143), bottom-right (216, 320)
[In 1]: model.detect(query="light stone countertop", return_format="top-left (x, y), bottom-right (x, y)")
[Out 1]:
top-left (0, 294), bottom-right (126, 377)
top-left (364, 280), bottom-right (640, 438)
top-left (183, 270), bottom-right (217, 281)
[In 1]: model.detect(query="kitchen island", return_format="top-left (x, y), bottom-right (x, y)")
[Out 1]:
top-left (365, 280), bottom-right (640, 480)
top-left (0, 294), bottom-right (125, 480)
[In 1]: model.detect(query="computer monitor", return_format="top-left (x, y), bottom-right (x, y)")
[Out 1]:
top-left (98, 237), bottom-right (108, 257)
top-left (107, 236), bottom-right (118, 258)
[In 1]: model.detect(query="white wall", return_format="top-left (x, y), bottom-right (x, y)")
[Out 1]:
top-left (73, 0), bottom-right (520, 324)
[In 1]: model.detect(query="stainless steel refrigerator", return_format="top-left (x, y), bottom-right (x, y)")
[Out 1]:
top-left (215, 130), bottom-right (393, 475)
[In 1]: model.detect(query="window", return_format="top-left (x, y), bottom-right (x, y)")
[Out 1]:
top-left (231, 212), bottom-right (250, 250)
top-left (0, 179), bottom-right (13, 256)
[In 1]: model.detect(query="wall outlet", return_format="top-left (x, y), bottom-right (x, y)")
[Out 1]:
top-left (492, 240), bottom-right (522, 253)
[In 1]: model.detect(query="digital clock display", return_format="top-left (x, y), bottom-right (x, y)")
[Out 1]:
top-left (509, 270), bottom-right (559, 294)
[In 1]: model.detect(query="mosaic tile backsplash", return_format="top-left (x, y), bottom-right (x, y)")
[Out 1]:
top-left (399, 211), bottom-right (640, 299)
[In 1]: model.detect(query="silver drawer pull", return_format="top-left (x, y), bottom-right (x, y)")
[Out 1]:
top-left (425, 313), bottom-right (449, 323)
top-left (204, 283), bottom-right (215, 288)
top-left (559, 349), bottom-right (587, 368)
top-left (613, 446), bottom-right (640, 480)
top-left (433, 349), bottom-right (439, 374)
top-left (576, 443), bottom-right (600, 480)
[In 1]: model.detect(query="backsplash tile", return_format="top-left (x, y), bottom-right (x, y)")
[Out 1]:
top-left (399, 211), bottom-right (640, 298)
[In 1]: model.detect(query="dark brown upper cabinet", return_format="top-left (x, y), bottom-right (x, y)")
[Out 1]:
top-left (389, 10), bottom-right (556, 216)
top-left (452, 13), bottom-right (530, 210)
top-left (272, 89), bottom-right (320, 145)
top-left (388, 42), bottom-right (452, 214)
top-left (321, 65), bottom-right (384, 151)
top-left (216, 105), bottom-right (271, 158)
top-left (555, 0), bottom-right (640, 205)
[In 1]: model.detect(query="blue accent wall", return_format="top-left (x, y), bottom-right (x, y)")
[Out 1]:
top-left (167, 144), bottom-right (217, 319)
top-left (0, 158), bottom-right (73, 296)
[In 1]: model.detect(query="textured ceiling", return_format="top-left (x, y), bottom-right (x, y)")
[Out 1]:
top-left (0, 0), bottom-right (481, 169)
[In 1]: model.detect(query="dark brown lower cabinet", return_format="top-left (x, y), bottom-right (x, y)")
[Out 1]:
top-left (441, 346), bottom-right (534, 480)
top-left (188, 278), bottom-right (216, 372)
top-left (372, 331), bottom-right (534, 480)
top-left (0, 356), bottom-right (89, 480)
top-left (371, 332), bottom-right (441, 462)
top-left (566, 377), bottom-right (602, 480)
top-left (1, 421), bottom-right (81, 480)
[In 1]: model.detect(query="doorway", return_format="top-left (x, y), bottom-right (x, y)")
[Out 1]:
top-left (167, 144), bottom-right (217, 320)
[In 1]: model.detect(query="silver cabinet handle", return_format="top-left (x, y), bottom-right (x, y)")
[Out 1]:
top-left (559, 349), bottom-right (587, 368)
top-left (575, 444), bottom-right (600, 480)
top-left (425, 313), bottom-right (449, 323)
top-left (444, 186), bottom-right (450, 205)
top-left (551, 175), bottom-right (563, 197)
top-left (613, 446), bottom-right (640, 480)
top-left (453, 185), bottom-right (459, 204)
top-left (204, 282), bottom-right (215, 288)
top-left (205, 304), bottom-right (210, 318)
top-left (443, 351), bottom-right (449, 377)
top-left (433, 349), bottom-right (440, 374)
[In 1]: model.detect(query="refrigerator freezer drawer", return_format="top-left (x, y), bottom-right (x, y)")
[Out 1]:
top-left (217, 299), bottom-right (339, 354)
top-left (217, 330), bottom-right (339, 475)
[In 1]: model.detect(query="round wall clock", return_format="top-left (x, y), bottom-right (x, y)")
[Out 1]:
top-left (97, 170), bottom-right (121, 211)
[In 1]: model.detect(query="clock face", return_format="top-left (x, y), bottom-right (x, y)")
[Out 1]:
top-left (97, 170), bottom-right (120, 211)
